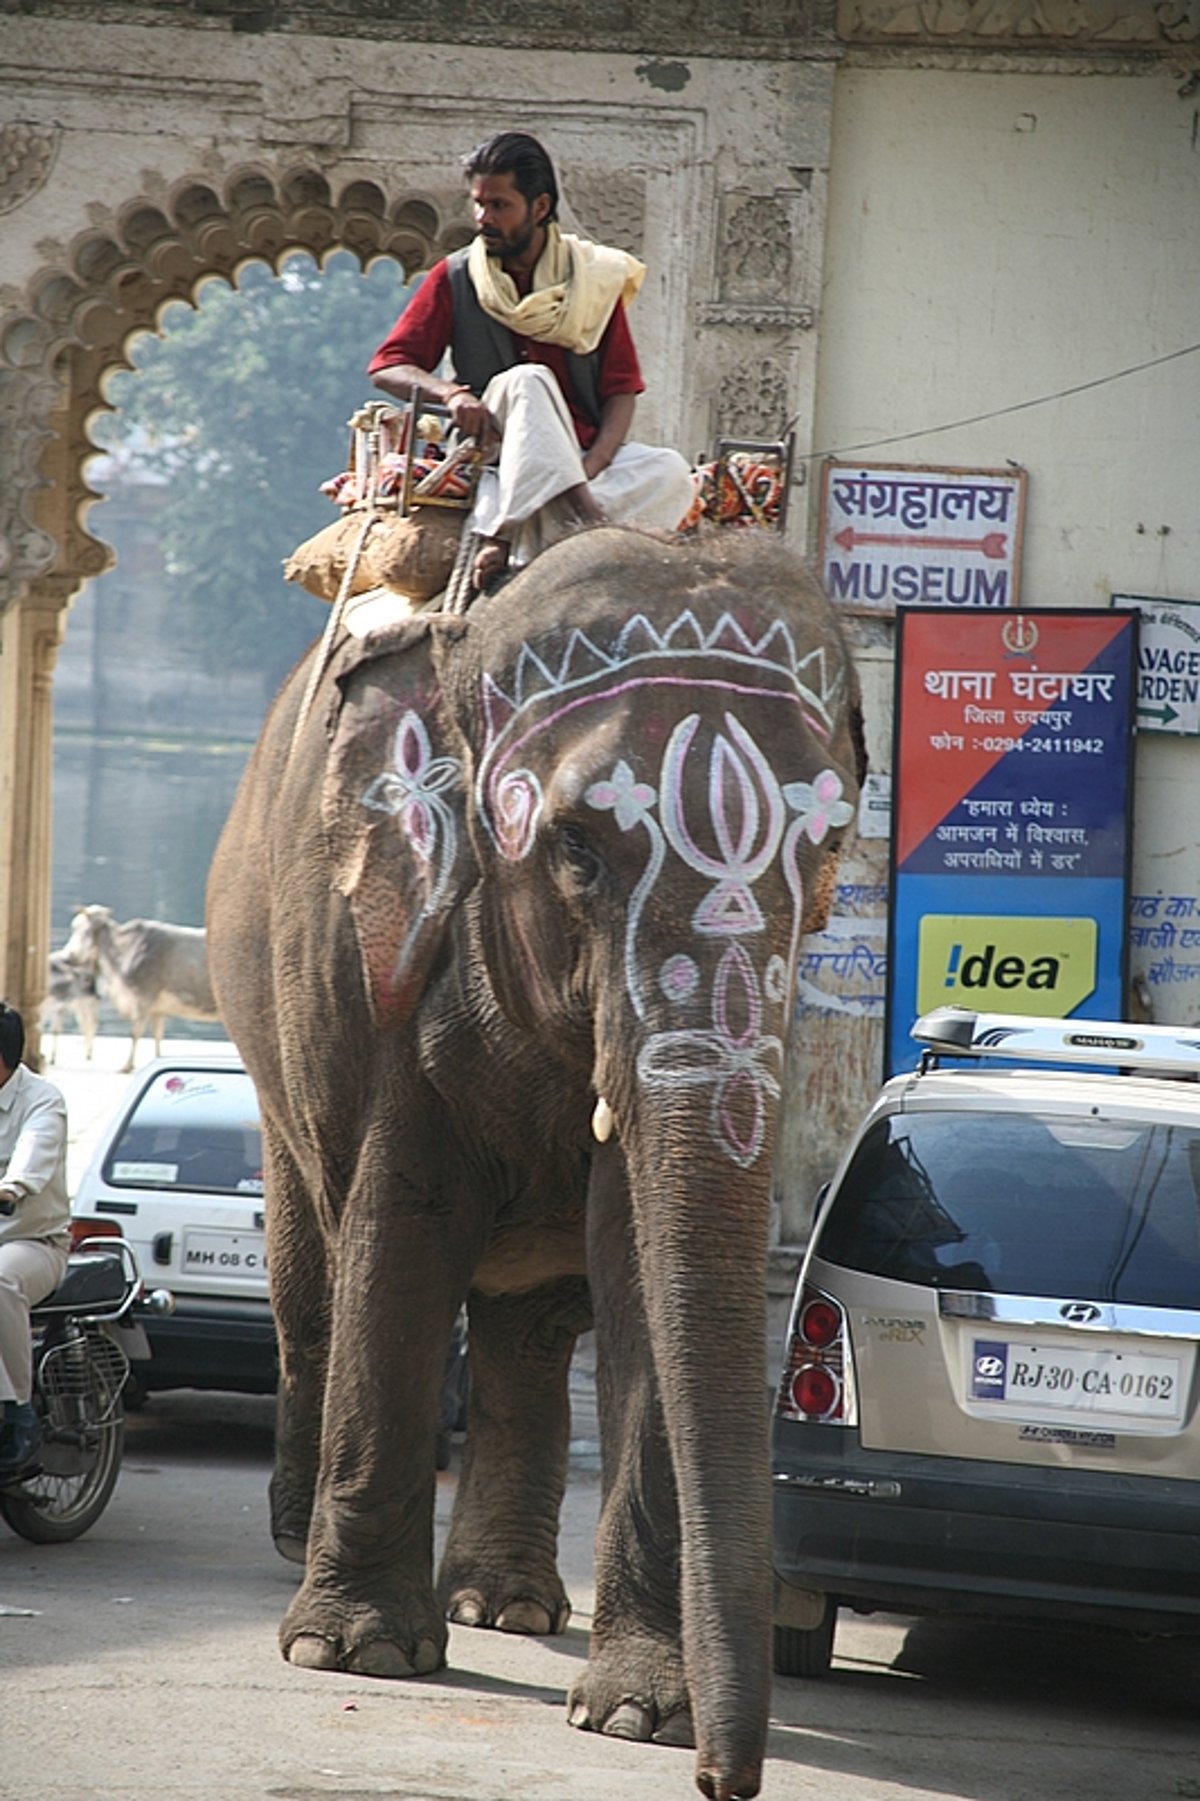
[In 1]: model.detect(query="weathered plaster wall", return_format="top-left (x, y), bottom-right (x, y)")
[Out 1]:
top-left (814, 67), bottom-right (1198, 611)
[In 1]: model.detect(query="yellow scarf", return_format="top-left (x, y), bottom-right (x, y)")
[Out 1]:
top-left (467, 222), bottom-right (645, 357)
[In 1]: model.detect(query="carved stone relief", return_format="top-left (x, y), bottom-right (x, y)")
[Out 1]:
top-left (16, 0), bottom-right (834, 57)
top-left (714, 352), bottom-right (795, 442)
top-left (561, 169), bottom-right (647, 259)
top-left (838, 0), bottom-right (1200, 43)
top-left (0, 124), bottom-right (61, 217)
top-left (705, 187), bottom-right (816, 332)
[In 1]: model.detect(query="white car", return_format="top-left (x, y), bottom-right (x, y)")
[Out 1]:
top-left (772, 1009), bottom-right (1200, 1677)
top-left (71, 1053), bottom-right (275, 1396)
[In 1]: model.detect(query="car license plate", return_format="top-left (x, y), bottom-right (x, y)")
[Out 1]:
top-left (970, 1337), bottom-right (1184, 1425)
top-left (182, 1229), bottom-right (267, 1279)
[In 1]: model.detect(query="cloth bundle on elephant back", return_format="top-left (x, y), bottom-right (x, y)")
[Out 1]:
top-left (206, 525), bottom-right (866, 1801)
top-left (282, 504), bottom-right (464, 607)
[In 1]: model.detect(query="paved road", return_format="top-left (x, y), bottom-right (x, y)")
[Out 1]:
top-left (2, 1037), bottom-right (1197, 1801)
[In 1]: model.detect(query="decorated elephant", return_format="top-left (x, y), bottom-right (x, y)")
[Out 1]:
top-left (206, 525), bottom-right (865, 1801)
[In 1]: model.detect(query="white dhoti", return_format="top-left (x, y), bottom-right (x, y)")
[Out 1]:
top-left (467, 364), bottom-right (695, 569)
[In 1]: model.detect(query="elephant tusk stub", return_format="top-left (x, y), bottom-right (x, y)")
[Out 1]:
top-left (591, 1096), bottom-right (615, 1144)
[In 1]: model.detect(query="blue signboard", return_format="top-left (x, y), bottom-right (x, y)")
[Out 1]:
top-left (886, 608), bottom-right (1138, 1077)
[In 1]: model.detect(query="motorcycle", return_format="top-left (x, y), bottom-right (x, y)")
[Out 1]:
top-left (0, 1237), bottom-right (173, 1543)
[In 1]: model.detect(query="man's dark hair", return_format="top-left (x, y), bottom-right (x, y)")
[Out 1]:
top-left (0, 1003), bottom-right (24, 1071)
top-left (463, 132), bottom-right (559, 222)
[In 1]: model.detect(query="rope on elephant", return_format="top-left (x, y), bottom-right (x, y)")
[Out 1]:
top-left (287, 504), bottom-right (379, 759)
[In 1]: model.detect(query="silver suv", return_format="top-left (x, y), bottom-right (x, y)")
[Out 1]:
top-left (771, 1009), bottom-right (1200, 1677)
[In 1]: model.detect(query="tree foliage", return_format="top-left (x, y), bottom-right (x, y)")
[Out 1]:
top-left (98, 254), bottom-right (411, 695)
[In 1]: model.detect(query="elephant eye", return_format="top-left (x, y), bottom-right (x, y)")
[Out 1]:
top-left (556, 822), bottom-right (601, 887)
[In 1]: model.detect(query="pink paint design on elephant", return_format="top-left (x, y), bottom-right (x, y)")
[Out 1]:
top-left (361, 709), bottom-right (464, 989)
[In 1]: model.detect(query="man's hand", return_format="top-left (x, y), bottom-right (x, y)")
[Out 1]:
top-left (446, 388), bottom-right (501, 455)
top-left (0, 1187), bottom-right (17, 1218)
top-left (581, 392), bottom-right (637, 484)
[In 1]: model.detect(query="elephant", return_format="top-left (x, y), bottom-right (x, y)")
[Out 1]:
top-left (206, 524), bottom-right (865, 1801)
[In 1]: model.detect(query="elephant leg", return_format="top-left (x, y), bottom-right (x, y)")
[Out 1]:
top-left (568, 1143), bottom-right (693, 1749)
top-left (438, 1276), bottom-right (591, 1636)
top-left (262, 1116), bottom-right (329, 1564)
top-left (280, 1118), bottom-right (477, 1678)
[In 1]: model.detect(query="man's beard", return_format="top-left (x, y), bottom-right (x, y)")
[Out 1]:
top-left (481, 218), bottom-right (538, 262)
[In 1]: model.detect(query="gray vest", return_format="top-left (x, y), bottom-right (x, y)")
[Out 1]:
top-left (446, 246), bottom-right (601, 427)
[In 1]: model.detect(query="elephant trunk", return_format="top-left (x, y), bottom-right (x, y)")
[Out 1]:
top-left (630, 1124), bottom-right (774, 1800)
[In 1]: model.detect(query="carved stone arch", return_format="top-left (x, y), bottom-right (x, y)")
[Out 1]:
top-left (0, 158), bottom-right (458, 612)
top-left (0, 156), bottom-right (459, 1041)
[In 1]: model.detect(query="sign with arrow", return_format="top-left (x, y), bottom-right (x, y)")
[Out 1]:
top-left (820, 460), bottom-right (1027, 611)
top-left (1112, 592), bottom-right (1200, 737)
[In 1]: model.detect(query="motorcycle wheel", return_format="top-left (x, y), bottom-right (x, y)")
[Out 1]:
top-left (0, 1338), bottom-right (126, 1544)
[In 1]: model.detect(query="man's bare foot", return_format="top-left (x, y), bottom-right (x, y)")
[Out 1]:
top-left (565, 482), bottom-right (607, 527)
top-left (473, 538), bottom-right (511, 592)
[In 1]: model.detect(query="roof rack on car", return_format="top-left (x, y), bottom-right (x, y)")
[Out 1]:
top-left (911, 1008), bottom-right (1200, 1075)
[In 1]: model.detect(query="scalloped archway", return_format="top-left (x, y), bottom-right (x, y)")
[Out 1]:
top-left (0, 160), bottom-right (471, 1041)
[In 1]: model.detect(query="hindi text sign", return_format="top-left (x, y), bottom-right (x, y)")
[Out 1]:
top-left (886, 608), bottom-right (1137, 1077)
top-left (821, 460), bottom-right (1027, 612)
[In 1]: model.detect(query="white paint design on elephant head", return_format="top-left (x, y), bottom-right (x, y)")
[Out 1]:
top-left (475, 608), bottom-right (848, 860)
top-left (490, 768), bottom-right (544, 862)
top-left (637, 940), bottom-right (783, 1170)
top-left (361, 711), bottom-right (464, 974)
top-left (585, 710), bottom-right (855, 1166)
top-left (660, 712), bottom-right (785, 937)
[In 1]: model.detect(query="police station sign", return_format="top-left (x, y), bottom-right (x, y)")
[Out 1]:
top-left (820, 461), bottom-right (1027, 611)
top-left (886, 607), bottom-right (1137, 1077)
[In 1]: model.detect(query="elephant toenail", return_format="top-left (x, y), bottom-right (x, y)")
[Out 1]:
top-left (652, 1709), bottom-right (695, 1747)
top-left (274, 1534), bottom-right (307, 1567)
top-left (350, 1638), bottom-right (415, 1678)
top-left (496, 1600), bottom-right (553, 1635)
top-left (448, 1591), bottom-right (487, 1626)
top-left (413, 1637), bottom-right (443, 1675)
top-left (603, 1702), bottom-right (654, 1741)
top-left (568, 1700), bottom-right (592, 1731)
top-left (286, 1634), bottom-right (340, 1670)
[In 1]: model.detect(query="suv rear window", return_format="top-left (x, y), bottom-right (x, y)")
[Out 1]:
top-left (103, 1069), bottom-right (263, 1195)
top-left (817, 1109), bottom-right (1200, 1308)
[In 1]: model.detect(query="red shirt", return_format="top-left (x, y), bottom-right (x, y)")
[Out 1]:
top-left (368, 257), bottom-right (644, 450)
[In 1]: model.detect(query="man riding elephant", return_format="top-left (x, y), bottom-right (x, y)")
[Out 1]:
top-left (368, 130), bottom-right (694, 592)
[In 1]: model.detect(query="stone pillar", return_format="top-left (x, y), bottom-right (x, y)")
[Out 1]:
top-left (0, 585), bottom-right (68, 1065)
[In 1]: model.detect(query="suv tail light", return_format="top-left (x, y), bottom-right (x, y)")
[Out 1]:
top-left (775, 1284), bottom-right (855, 1425)
top-left (69, 1216), bottom-right (124, 1252)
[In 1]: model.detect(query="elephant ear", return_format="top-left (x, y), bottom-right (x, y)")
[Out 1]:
top-left (323, 618), bottom-right (475, 1026)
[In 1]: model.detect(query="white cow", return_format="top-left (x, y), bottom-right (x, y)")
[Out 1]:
top-left (40, 949), bottom-right (101, 1063)
top-left (61, 904), bottom-right (221, 1072)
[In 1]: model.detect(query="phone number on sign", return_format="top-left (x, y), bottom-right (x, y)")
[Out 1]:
top-left (972, 737), bottom-right (1107, 755)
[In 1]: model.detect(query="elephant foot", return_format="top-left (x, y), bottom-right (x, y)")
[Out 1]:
top-left (439, 1570), bottom-right (569, 1642)
top-left (567, 1634), bottom-right (694, 1749)
top-left (444, 1584), bottom-right (570, 1635)
top-left (280, 1585), bottom-right (447, 1679)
